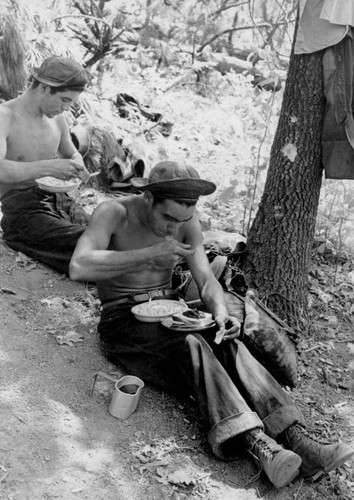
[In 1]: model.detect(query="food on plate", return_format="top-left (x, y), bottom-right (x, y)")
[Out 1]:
top-left (134, 300), bottom-right (186, 318)
top-left (172, 309), bottom-right (213, 325)
top-left (162, 308), bottom-right (215, 331)
top-left (182, 309), bottom-right (205, 319)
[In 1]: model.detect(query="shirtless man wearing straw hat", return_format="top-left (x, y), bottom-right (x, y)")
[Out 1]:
top-left (70, 161), bottom-right (353, 488)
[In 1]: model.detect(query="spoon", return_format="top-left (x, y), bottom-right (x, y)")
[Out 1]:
top-left (81, 171), bottom-right (100, 183)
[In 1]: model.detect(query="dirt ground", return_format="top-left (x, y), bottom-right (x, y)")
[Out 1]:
top-left (0, 233), bottom-right (353, 500)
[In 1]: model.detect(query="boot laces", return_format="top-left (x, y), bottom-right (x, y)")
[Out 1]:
top-left (251, 431), bottom-right (277, 460)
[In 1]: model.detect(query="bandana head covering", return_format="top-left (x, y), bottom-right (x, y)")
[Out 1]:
top-left (131, 161), bottom-right (216, 201)
top-left (31, 56), bottom-right (90, 88)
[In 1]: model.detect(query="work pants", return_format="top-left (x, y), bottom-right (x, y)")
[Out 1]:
top-left (98, 303), bottom-right (304, 458)
top-left (1, 187), bottom-right (89, 275)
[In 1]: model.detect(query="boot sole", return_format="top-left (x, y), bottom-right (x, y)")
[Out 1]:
top-left (268, 450), bottom-right (302, 488)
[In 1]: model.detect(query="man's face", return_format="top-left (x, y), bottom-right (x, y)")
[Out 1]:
top-left (147, 198), bottom-right (196, 238)
top-left (40, 87), bottom-right (82, 118)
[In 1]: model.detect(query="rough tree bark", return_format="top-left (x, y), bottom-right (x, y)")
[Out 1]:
top-left (0, 15), bottom-right (26, 100)
top-left (243, 48), bottom-right (326, 328)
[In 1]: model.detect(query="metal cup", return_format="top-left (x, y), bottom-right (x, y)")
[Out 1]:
top-left (109, 375), bottom-right (144, 419)
top-left (91, 371), bottom-right (144, 420)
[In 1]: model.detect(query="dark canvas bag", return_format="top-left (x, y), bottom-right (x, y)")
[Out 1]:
top-left (224, 290), bottom-right (298, 388)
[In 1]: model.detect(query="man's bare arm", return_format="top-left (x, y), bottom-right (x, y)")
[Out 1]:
top-left (57, 115), bottom-right (90, 181)
top-left (0, 157), bottom-right (82, 184)
top-left (0, 109), bottom-right (87, 183)
top-left (69, 201), bottom-right (195, 282)
top-left (184, 219), bottom-right (241, 338)
top-left (184, 221), bottom-right (228, 315)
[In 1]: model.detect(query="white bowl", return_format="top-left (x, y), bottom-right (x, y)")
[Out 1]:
top-left (36, 176), bottom-right (81, 193)
top-left (131, 300), bottom-right (188, 323)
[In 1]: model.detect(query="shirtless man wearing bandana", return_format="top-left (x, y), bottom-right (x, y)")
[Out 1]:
top-left (70, 161), bottom-right (353, 489)
top-left (0, 55), bottom-right (90, 274)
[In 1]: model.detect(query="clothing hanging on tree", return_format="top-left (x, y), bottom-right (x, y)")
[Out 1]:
top-left (295, 0), bottom-right (354, 179)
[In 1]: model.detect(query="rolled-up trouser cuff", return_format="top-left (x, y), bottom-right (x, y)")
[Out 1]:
top-left (263, 404), bottom-right (305, 438)
top-left (208, 411), bottom-right (263, 459)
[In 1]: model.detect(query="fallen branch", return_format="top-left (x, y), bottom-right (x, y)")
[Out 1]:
top-left (51, 14), bottom-right (111, 29)
top-left (161, 70), bottom-right (196, 92)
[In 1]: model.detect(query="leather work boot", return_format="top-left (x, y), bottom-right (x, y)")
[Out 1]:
top-left (281, 423), bottom-right (354, 480)
top-left (243, 429), bottom-right (302, 488)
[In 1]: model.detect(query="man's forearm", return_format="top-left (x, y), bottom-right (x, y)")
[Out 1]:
top-left (200, 280), bottom-right (228, 317)
top-left (70, 247), bottom-right (156, 282)
top-left (0, 159), bottom-right (54, 184)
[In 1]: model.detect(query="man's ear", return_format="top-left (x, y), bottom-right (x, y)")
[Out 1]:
top-left (143, 191), bottom-right (153, 206)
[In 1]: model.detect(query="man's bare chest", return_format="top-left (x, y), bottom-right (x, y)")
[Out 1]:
top-left (7, 117), bottom-right (61, 161)
top-left (110, 224), bottom-right (163, 252)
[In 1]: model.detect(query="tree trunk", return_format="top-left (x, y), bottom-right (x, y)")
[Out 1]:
top-left (0, 15), bottom-right (26, 100)
top-left (243, 49), bottom-right (326, 328)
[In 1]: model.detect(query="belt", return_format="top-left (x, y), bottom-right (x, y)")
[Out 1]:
top-left (101, 288), bottom-right (179, 310)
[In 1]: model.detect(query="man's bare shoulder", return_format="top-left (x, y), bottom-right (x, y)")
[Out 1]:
top-left (180, 213), bottom-right (203, 244)
top-left (93, 198), bottom-right (126, 214)
top-left (0, 96), bottom-right (25, 113)
top-left (0, 97), bottom-right (34, 133)
top-left (91, 197), bottom-right (134, 223)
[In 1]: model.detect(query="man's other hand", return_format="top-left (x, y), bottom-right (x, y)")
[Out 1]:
top-left (214, 315), bottom-right (241, 342)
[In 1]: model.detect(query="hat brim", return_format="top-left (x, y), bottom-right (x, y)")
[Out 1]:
top-left (130, 177), bottom-right (216, 199)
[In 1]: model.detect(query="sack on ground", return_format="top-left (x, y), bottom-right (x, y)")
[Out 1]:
top-left (224, 290), bottom-right (298, 388)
